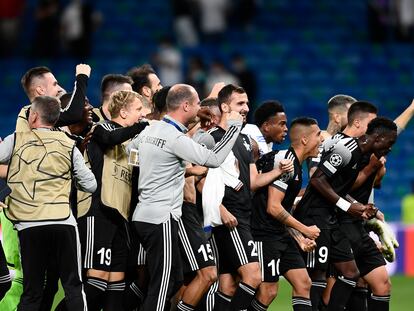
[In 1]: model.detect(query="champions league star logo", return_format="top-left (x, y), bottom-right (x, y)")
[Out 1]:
top-left (329, 153), bottom-right (342, 167)
top-left (8, 138), bottom-right (72, 200)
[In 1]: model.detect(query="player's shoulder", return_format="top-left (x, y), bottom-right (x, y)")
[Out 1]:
top-left (208, 126), bottom-right (225, 142)
top-left (96, 120), bottom-right (117, 132)
top-left (324, 137), bottom-right (358, 167)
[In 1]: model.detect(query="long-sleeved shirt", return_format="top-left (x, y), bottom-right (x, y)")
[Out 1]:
top-left (127, 115), bottom-right (242, 224)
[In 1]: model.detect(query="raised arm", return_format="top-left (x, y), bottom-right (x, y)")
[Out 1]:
top-left (394, 99), bottom-right (414, 132)
top-left (55, 64), bottom-right (91, 127)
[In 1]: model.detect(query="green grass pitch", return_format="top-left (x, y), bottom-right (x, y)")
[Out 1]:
top-left (267, 275), bottom-right (414, 310)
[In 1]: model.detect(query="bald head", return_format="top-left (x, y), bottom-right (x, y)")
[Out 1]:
top-left (166, 84), bottom-right (198, 112)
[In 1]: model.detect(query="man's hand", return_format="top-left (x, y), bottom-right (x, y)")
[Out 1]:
top-left (225, 110), bottom-right (243, 124)
top-left (279, 159), bottom-right (294, 174)
top-left (299, 238), bottom-right (317, 253)
top-left (361, 203), bottom-right (378, 219)
top-left (347, 202), bottom-right (368, 218)
top-left (198, 107), bottom-right (212, 129)
top-left (303, 225), bottom-right (320, 240)
top-left (368, 154), bottom-right (386, 171)
top-left (76, 64), bottom-right (91, 77)
top-left (0, 202), bottom-right (7, 212)
top-left (220, 205), bottom-right (238, 228)
top-left (78, 130), bottom-right (94, 153)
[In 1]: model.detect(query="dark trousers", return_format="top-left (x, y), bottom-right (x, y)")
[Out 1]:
top-left (17, 225), bottom-right (86, 311)
top-left (134, 218), bottom-right (183, 311)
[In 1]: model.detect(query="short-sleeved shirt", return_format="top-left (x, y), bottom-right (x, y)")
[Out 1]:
top-left (210, 127), bottom-right (254, 224)
top-left (295, 136), bottom-right (364, 229)
top-left (251, 147), bottom-right (302, 241)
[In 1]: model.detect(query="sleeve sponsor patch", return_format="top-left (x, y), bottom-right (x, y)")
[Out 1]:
top-left (273, 179), bottom-right (288, 191)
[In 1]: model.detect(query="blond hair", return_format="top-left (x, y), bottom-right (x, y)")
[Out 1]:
top-left (108, 90), bottom-right (143, 118)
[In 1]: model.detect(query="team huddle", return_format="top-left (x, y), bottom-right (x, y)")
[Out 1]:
top-left (0, 63), bottom-right (412, 311)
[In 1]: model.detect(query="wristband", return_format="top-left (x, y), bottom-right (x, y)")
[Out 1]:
top-left (336, 197), bottom-right (351, 212)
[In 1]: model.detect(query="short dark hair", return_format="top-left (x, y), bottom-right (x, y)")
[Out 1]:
top-left (327, 94), bottom-right (357, 112)
top-left (21, 66), bottom-right (52, 97)
top-left (366, 117), bottom-right (397, 136)
top-left (31, 96), bottom-right (61, 126)
top-left (254, 100), bottom-right (285, 127)
top-left (200, 97), bottom-right (219, 108)
top-left (100, 74), bottom-right (133, 101)
top-left (166, 85), bottom-right (195, 112)
top-left (127, 64), bottom-right (156, 94)
top-left (290, 117), bottom-right (318, 128)
top-left (217, 84), bottom-right (246, 112)
top-left (153, 86), bottom-right (171, 114)
top-left (347, 101), bottom-right (378, 124)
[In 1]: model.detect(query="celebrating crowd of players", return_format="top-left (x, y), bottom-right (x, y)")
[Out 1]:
top-left (0, 62), bottom-right (412, 311)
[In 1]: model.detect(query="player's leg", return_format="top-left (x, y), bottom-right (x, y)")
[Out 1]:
top-left (282, 239), bottom-right (312, 311)
top-left (363, 266), bottom-right (391, 311)
top-left (304, 229), bottom-right (331, 310)
top-left (135, 218), bottom-right (183, 311)
top-left (103, 224), bottom-right (129, 311)
top-left (210, 227), bottom-right (237, 311)
top-left (178, 266), bottom-right (217, 310)
top-left (56, 225), bottom-right (87, 311)
top-left (248, 240), bottom-right (280, 311)
top-left (123, 241), bottom-right (148, 310)
top-left (177, 207), bottom-right (217, 310)
top-left (321, 272), bottom-right (336, 308)
top-left (232, 225), bottom-right (261, 310)
top-left (328, 228), bottom-right (359, 311)
top-left (284, 269), bottom-right (312, 311)
top-left (17, 226), bottom-right (49, 311)
top-left (346, 279), bottom-right (368, 311)
top-left (78, 215), bottom-right (115, 310)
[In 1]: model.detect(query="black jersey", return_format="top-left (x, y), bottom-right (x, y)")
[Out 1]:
top-left (210, 126), bottom-right (254, 224)
top-left (306, 132), bottom-right (347, 176)
top-left (339, 154), bottom-right (373, 224)
top-left (251, 147), bottom-right (302, 241)
top-left (294, 136), bottom-right (364, 229)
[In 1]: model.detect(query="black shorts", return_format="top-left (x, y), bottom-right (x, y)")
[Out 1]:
top-left (78, 210), bottom-right (129, 272)
top-left (256, 237), bottom-right (306, 282)
top-left (211, 223), bottom-right (259, 274)
top-left (179, 202), bottom-right (215, 274)
top-left (128, 221), bottom-right (147, 267)
top-left (340, 223), bottom-right (385, 277)
top-left (303, 227), bottom-right (354, 271)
